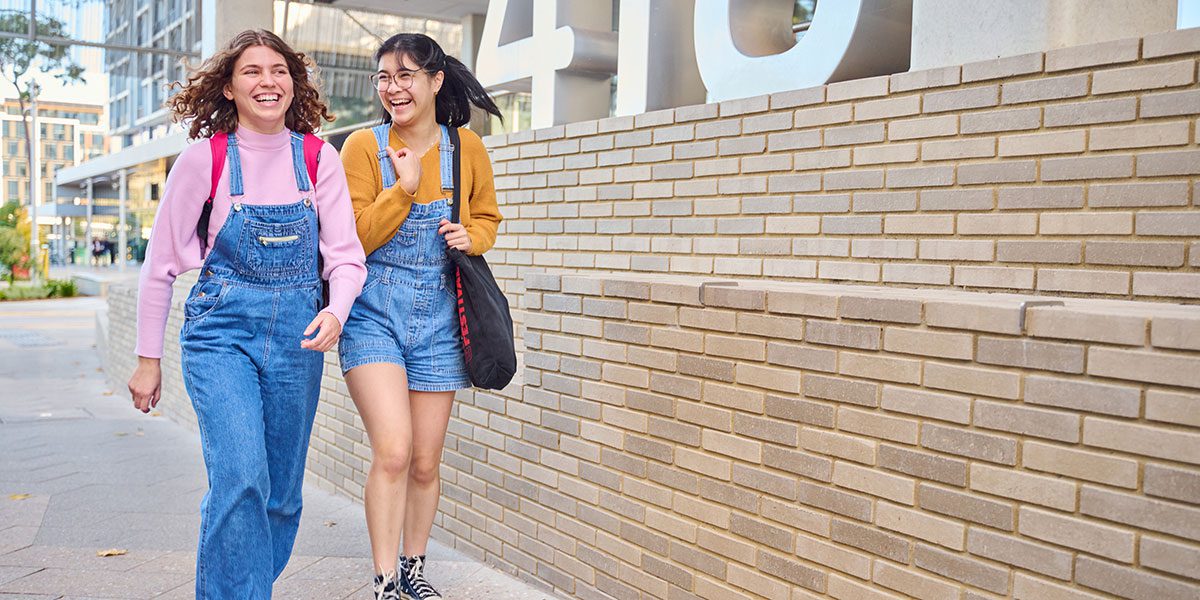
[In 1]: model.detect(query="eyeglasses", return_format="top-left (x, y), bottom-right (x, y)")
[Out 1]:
top-left (370, 70), bottom-right (421, 91)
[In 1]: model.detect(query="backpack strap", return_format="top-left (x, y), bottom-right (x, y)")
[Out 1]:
top-left (439, 124), bottom-right (454, 192)
top-left (303, 132), bottom-right (322, 189)
top-left (448, 126), bottom-right (462, 225)
top-left (198, 132), bottom-right (228, 258)
top-left (371, 123), bottom-right (397, 189)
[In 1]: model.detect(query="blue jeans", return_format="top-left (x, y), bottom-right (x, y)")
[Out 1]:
top-left (178, 133), bottom-right (324, 599)
top-left (339, 199), bottom-right (470, 391)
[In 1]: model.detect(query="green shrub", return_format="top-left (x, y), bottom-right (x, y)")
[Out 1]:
top-left (0, 284), bottom-right (50, 301)
top-left (45, 279), bottom-right (77, 298)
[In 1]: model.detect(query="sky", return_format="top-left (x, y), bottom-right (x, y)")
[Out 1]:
top-left (3, 0), bottom-right (1200, 108)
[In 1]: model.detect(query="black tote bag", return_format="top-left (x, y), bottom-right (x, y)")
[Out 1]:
top-left (446, 126), bottom-right (517, 390)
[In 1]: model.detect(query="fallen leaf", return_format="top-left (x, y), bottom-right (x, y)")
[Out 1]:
top-left (149, 410), bottom-right (162, 417)
top-left (102, 391), bottom-right (114, 396)
top-left (135, 429), bottom-right (145, 436)
top-left (8, 494), bottom-right (31, 501)
top-left (96, 548), bottom-right (127, 557)
top-left (114, 432), bottom-right (129, 437)
top-left (323, 521), bottom-right (337, 527)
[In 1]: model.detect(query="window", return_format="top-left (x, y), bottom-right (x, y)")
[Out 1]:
top-left (7, 141), bottom-right (16, 155)
top-left (64, 145), bottom-right (74, 161)
top-left (8, 181), bottom-right (17, 199)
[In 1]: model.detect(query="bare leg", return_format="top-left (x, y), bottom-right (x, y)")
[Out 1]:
top-left (346, 364), bottom-right (412, 575)
top-left (402, 390), bottom-right (455, 557)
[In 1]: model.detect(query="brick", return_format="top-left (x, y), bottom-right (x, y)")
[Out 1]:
top-left (1024, 441), bottom-right (1137, 489)
top-left (977, 336), bottom-right (1084, 374)
top-left (1133, 272), bottom-right (1200, 299)
top-left (839, 406), bottom-right (919, 444)
top-left (824, 169), bottom-right (884, 191)
top-left (919, 239), bottom-right (994, 261)
top-left (798, 480), bottom-right (874, 522)
top-left (922, 423), bottom-right (1017, 465)
top-left (925, 301), bottom-right (1022, 335)
top-left (962, 52), bottom-right (1043, 82)
top-left (833, 461), bottom-right (916, 504)
top-left (919, 484), bottom-right (1014, 531)
top-left (1012, 574), bottom-right (1107, 600)
top-left (1088, 181), bottom-right (1189, 208)
top-left (1146, 389), bottom-right (1200, 427)
top-left (922, 136), bottom-right (995, 160)
top-left (960, 105), bottom-right (1042, 134)
top-left (1088, 346), bottom-right (1200, 389)
top-left (825, 123), bottom-right (885, 147)
top-left (1002, 73), bottom-right (1089, 104)
top-left (830, 520), bottom-right (910, 563)
top-left (1037, 269), bottom-right (1130, 295)
top-left (1144, 26), bottom-right (1200, 57)
top-left (979, 400), bottom-right (1081, 443)
top-left (767, 342), bottom-right (837, 372)
top-left (1021, 506), bottom-right (1134, 562)
top-left (883, 328), bottom-right (972, 360)
top-left (997, 186), bottom-right (1084, 210)
top-left (891, 65), bottom-right (961, 92)
top-left (880, 444), bottom-right (967, 486)
top-left (855, 95), bottom-right (921, 121)
top-left (1025, 308), bottom-right (1146, 346)
top-left (794, 104), bottom-right (852, 128)
top-left (1044, 97), bottom-right (1137, 127)
top-left (796, 535), bottom-right (871, 580)
top-left (877, 502), bottom-right (966, 552)
top-left (1024, 375), bottom-right (1140, 417)
top-left (959, 213), bottom-right (1037, 235)
top-left (1091, 121), bottom-right (1190, 150)
top-left (803, 374), bottom-right (877, 407)
top-left (886, 165), bottom-right (955, 188)
top-left (1136, 149), bottom-right (1200, 177)
top-left (873, 559), bottom-right (960, 600)
top-left (828, 74), bottom-right (889, 101)
top-left (839, 352), bottom-right (922, 385)
top-left (770, 86), bottom-right (825, 109)
top-left (970, 463), bottom-right (1076, 511)
top-left (1144, 463), bottom-right (1200, 504)
top-left (925, 85), bottom-right (998, 112)
top-left (1041, 154), bottom-right (1133, 181)
top-left (1140, 88), bottom-right (1200, 118)
top-left (851, 239), bottom-right (918, 259)
top-left (1085, 239), bottom-right (1181, 266)
top-left (1082, 485), bottom-right (1200, 542)
top-left (801, 427), bottom-right (876, 467)
top-left (914, 544), bottom-right (1009, 595)
top-left (882, 263), bottom-right (952, 285)
top-left (1142, 536), bottom-right (1200, 582)
top-left (1076, 555), bottom-right (1200, 600)
top-left (854, 143), bottom-right (919, 166)
top-left (1093, 59), bottom-right (1196, 95)
top-left (967, 528), bottom-right (1072, 580)
top-left (958, 160), bottom-right (1036, 184)
top-left (921, 188), bottom-right (993, 211)
top-left (1083, 417), bottom-right (1200, 465)
top-left (1152, 316), bottom-right (1200, 351)
top-left (853, 191), bottom-right (918, 213)
top-left (1047, 37), bottom-right (1139, 71)
top-left (889, 114), bottom-right (958, 140)
top-left (999, 130), bottom-right (1085, 156)
top-left (885, 214), bottom-right (954, 234)
top-left (794, 148), bottom-right (851, 171)
top-left (881, 386), bottom-right (970, 425)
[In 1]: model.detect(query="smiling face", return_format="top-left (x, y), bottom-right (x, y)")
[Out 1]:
top-left (377, 52), bottom-right (443, 129)
top-left (223, 44), bottom-right (294, 134)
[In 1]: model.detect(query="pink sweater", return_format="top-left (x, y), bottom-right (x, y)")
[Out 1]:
top-left (135, 128), bottom-right (367, 358)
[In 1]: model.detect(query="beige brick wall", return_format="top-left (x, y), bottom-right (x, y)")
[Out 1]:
top-left (101, 28), bottom-right (1200, 600)
top-left (481, 28), bottom-right (1200, 310)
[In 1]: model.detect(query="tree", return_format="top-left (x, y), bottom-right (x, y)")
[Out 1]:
top-left (0, 7), bottom-right (86, 276)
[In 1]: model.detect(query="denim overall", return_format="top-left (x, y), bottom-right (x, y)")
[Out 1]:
top-left (179, 132), bottom-right (324, 599)
top-left (338, 124), bottom-right (470, 391)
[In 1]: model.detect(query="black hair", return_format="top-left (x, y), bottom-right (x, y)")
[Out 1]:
top-left (374, 33), bottom-right (503, 127)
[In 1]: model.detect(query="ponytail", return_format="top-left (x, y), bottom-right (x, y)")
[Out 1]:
top-left (374, 33), bottom-right (502, 128)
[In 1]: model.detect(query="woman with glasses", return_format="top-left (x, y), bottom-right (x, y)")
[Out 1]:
top-left (337, 33), bottom-right (503, 600)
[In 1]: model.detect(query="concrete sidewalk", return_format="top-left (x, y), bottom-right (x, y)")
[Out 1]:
top-left (0, 297), bottom-right (561, 599)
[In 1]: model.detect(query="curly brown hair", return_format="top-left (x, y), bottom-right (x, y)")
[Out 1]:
top-left (167, 29), bottom-right (334, 139)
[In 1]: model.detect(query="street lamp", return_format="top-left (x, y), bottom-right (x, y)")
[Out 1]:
top-left (28, 78), bottom-right (41, 280)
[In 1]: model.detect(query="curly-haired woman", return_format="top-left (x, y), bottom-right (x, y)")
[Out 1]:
top-left (126, 29), bottom-right (365, 598)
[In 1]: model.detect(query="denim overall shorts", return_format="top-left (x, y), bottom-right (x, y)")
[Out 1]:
top-left (338, 124), bottom-right (470, 392)
top-left (178, 132), bottom-right (324, 599)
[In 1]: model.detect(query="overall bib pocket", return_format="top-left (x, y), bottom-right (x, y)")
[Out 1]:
top-left (236, 217), bottom-right (313, 278)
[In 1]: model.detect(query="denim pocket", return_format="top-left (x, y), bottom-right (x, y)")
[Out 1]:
top-left (184, 280), bottom-right (225, 322)
top-left (237, 217), bottom-right (313, 278)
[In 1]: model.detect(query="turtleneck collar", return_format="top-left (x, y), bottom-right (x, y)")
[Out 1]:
top-left (234, 126), bottom-right (291, 151)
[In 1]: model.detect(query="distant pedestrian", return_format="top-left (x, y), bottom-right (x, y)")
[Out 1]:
top-left (125, 29), bottom-right (365, 598)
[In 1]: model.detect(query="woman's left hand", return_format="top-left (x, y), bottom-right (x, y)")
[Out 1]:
top-left (301, 311), bottom-right (342, 352)
top-left (438, 219), bottom-right (472, 253)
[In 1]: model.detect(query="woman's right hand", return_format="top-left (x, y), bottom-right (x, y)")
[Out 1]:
top-left (386, 147), bottom-right (421, 196)
top-left (128, 357), bottom-right (162, 414)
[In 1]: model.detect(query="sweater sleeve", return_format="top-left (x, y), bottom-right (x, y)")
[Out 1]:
top-left (134, 142), bottom-right (211, 358)
top-left (313, 142), bottom-right (367, 326)
top-left (461, 129), bottom-right (502, 256)
top-left (341, 128), bottom-right (415, 256)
